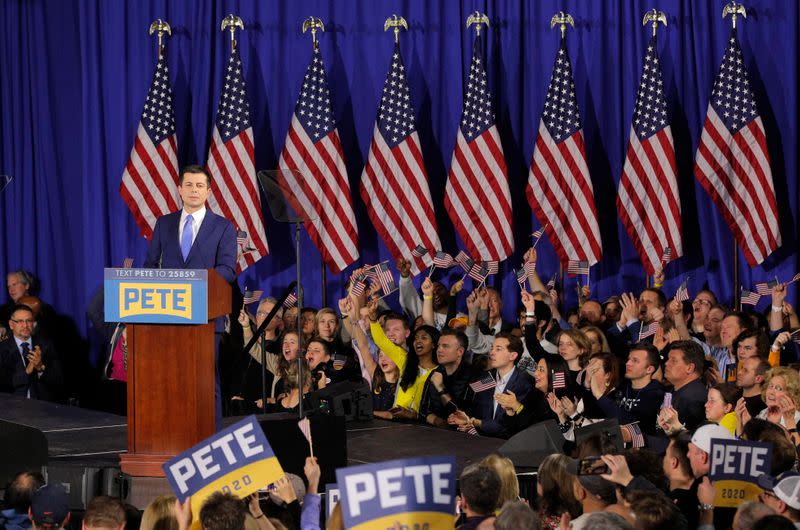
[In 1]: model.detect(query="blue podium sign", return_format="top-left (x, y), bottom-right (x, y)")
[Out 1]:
top-left (104, 268), bottom-right (208, 324)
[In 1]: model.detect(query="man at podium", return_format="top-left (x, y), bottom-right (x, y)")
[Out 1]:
top-left (144, 164), bottom-right (237, 429)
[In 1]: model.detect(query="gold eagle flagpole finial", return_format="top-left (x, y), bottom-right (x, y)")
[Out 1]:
top-left (221, 14), bottom-right (244, 51)
top-left (722, 2), bottom-right (747, 29)
top-left (642, 9), bottom-right (668, 37)
top-left (302, 17), bottom-right (325, 49)
top-left (384, 15), bottom-right (408, 44)
top-left (550, 11), bottom-right (575, 39)
top-left (148, 19), bottom-right (172, 56)
top-left (466, 11), bottom-right (489, 37)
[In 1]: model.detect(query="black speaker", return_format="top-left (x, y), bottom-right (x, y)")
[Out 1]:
top-left (0, 419), bottom-right (47, 485)
top-left (574, 419), bottom-right (624, 453)
top-left (498, 420), bottom-right (564, 468)
top-left (306, 381), bottom-right (372, 422)
top-left (257, 413), bottom-right (346, 486)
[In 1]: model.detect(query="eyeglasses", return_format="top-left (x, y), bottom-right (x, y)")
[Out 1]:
top-left (692, 299), bottom-right (712, 307)
top-left (10, 318), bottom-right (34, 325)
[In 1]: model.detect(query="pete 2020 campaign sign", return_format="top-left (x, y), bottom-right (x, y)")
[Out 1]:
top-left (163, 416), bottom-right (284, 517)
top-left (104, 268), bottom-right (208, 324)
top-left (336, 455), bottom-right (456, 530)
top-left (709, 438), bottom-right (772, 507)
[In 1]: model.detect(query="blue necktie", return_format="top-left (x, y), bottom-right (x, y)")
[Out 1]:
top-left (181, 214), bottom-right (194, 261)
top-left (20, 342), bottom-right (30, 367)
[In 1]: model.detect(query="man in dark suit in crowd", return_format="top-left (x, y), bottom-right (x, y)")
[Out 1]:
top-left (144, 164), bottom-right (237, 428)
top-left (0, 304), bottom-right (63, 401)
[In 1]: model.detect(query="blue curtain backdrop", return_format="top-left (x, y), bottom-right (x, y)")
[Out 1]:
top-left (1, 0), bottom-right (798, 346)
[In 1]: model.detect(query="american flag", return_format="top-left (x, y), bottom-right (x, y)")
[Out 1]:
top-left (661, 247), bottom-right (673, 267)
top-left (515, 268), bottom-right (528, 289)
top-left (466, 426), bottom-right (479, 436)
top-left (638, 321), bottom-right (659, 341)
top-left (469, 373), bottom-right (497, 393)
top-left (455, 251), bottom-right (474, 273)
top-left (551, 371), bottom-right (566, 390)
top-left (740, 288), bottom-right (761, 306)
top-left (361, 44), bottom-right (440, 275)
top-left (621, 422), bottom-right (645, 448)
top-left (674, 278), bottom-right (690, 303)
top-left (694, 29), bottom-right (781, 266)
top-left (120, 54), bottom-right (180, 238)
top-left (755, 280), bottom-right (778, 296)
top-left (411, 245), bottom-right (429, 259)
top-left (349, 276), bottom-right (367, 298)
top-left (791, 329), bottom-right (800, 345)
top-left (567, 260), bottom-right (589, 277)
top-left (527, 36), bottom-right (602, 269)
top-left (283, 291), bottom-right (298, 309)
top-left (547, 273), bottom-right (558, 300)
top-left (468, 262), bottom-right (489, 284)
top-left (278, 45), bottom-right (359, 273)
top-left (122, 257), bottom-right (134, 269)
top-left (531, 225), bottom-right (546, 247)
top-left (297, 417), bottom-right (313, 451)
top-left (433, 251), bottom-right (455, 269)
top-left (242, 289), bottom-right (263, 305)
top-left (484, 261), bottom-right (499, 275)
top-left (444, 34), bottom-right (514, 262)
top-left (372, 262), bottom-right (397, 296)
top-left (206, 47), bottom-right (269, 273)
top-left (617, 36), bottom-right (683, 275)
top-left (236, 229), bottom-right (248, 247)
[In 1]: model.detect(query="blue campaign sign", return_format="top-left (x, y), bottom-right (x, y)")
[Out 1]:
top-left (163, 416), bottom-right (284, 516)
top-left (103, 268), bottom-right (207, 324)
top-left (336, 455), bottom-right (456, 530)
top-left (709, 438), bottom-right (772, 507)
top-left (325, 483), bottom-right (340, 519)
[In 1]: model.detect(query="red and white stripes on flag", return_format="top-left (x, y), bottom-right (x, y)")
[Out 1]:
top-left (693, 29), bottom-right (780, 266)
top-left (361, 44), bottom-right (440, 275)
top-left (617, 36), bottom-right (682, 275)
top-left (206, 48), bottom-right (269, 273)
top-left (444, 35), bottom-right (514, 262)
top-left (527, 37), bottom-right (602, 268)
top-left (120, 55), bottom-right (180, 238)
top-left (278, 46), bottom-right (359, 274)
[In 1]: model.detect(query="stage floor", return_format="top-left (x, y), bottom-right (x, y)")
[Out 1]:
top-left (1, 394), bottom-right (503, 471)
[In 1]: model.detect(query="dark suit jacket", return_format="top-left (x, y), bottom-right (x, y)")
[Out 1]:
top-left (144, 209), bottom-right (237, 283)
top-left (145, 209), bottom-right (237, 333)
top-left (470, 367), bottom-right (534, 438)
top-left (0, 337), bottom-right (64, 401)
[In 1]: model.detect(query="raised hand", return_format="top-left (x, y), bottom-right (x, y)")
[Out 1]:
top-left (653, 268), bottom-right (665, 286)
top-left (619, 292), bottom-right (639, 323)
top-left (421, 277), bottom-right (434, 296)
top-left (450, 278), bottom-right (465, 296)
top-left (523, 247), bottom-right (538, 264)
top-left (520, 290), bottom-right (535, 313)
top-left (366, 298), bottom-right (380, 322)
top-left (599, 454), bottom-right (634, 487)
top-left (772, 282), bottom-right (788, 308)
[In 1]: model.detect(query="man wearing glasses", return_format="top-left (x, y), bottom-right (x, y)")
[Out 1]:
top-left (0, 304), bottom-right (63, 400)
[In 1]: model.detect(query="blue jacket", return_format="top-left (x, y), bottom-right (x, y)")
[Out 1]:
top-left (470, 367), bottom-right (533, 438)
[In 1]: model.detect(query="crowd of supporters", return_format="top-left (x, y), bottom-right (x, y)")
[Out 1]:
top-left (3, 246), bottom-right (800, 529)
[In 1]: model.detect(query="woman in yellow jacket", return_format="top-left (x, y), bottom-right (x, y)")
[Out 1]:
top-left (369, 306), bottom-right (439, 416)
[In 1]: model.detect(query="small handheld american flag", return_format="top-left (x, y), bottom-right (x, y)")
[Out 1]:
top-left (740, 288), bottom-right (761, 306)
top-left (349, 275), bottom-right (367, 298)
top-left (243, 290), bottom-right (263, 305)
top-left (484, 260), bottom-right (499, 275)
top-left (283, 291), bottom-right (298, 309)
top-left (515, 268), bottom-right (528, 290)
top-left (531, 224), bottom-right (548, 247)
top-left (455, 251), bottom-right (474, 273)
top-left (551, 371), bottom-right (566, 390)
top-left (468, 262), bottom-right (490, 284)
top-left (755, 280), bottom-right (778, 296)
top-left (469, 373), bottom-right (497, 393)
top-left (567, 260), bottom-right (589, 277)
top-left (638, 321), bottom-right (659, 341)
top-left (297, 417), bottom-right (314, 457)
top-left (372, 261), bottom-right (397, 297)
top-left (411, 245), bottom-right (429, 259)
top-left (621, 422), bottom-right (645, 448)
top-left (433, 251), bottom-right (455, 269)
top-left (236, 229), bottom-right (248, 246)
top-left (674, 278), bottom-right (690, 303)
top-left (660, 247), bottom-right (672, 266)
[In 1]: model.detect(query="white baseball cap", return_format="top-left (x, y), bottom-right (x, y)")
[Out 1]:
top-left (758, 473), bottom-right (800, 510)
top-left (690, 423), bottom-right (733, 453)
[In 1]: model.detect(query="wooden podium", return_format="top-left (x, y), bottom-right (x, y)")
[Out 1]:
top-left (118, 269), bottom-right (231, 476)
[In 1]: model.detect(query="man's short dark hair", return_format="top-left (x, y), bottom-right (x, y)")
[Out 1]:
top-left (494, 500), bottom-right (539, 530)
top-left (9, 304), bottom-right (34, 321)
top-left (179, 165), bottom-right (212, 187)
top-left (723, 310), bottom-right (754, 332)
top-left (642, 287), bottom-right (667, 308)
top-left (534, 300), bottom-right (552, 327)
top-left (669, 340), bottom-right (705, 375)
top-left (459, 464), bottom-right (501, 516)
top-left (495, 331), bottom-right (523, 360)
top-left (199, 492), bottom-right (245, 530)
top-left (439, 328), bottom-right (468, 351)
top-left (626, 491), bottom-right (686, 530)
top-left (83, 496), bottom-right (126, 528)
top-left (3, 471), bottom-right (44, 513)
top-left (629, 342), bottom-right (661, 371)
top-left (382, 312), bottom-right (409, 330)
